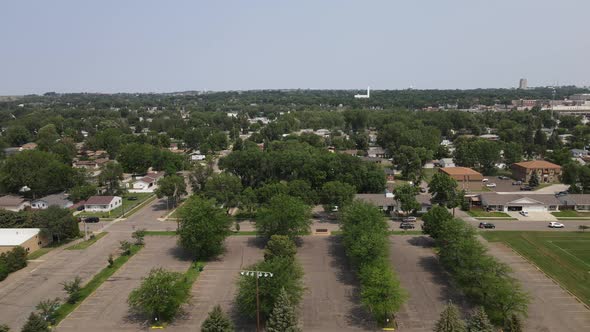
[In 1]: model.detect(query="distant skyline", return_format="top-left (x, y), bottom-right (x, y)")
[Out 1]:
top-left (1, 0), bottom-right (589, 95)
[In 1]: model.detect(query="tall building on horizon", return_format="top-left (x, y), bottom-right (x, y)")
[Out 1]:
top-left (519, 78), bottom-right (528, 90)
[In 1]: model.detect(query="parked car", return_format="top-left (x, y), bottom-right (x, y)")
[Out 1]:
top-left (478, 222), bottom-right (496, 229)
top-left (498, 176), bottom-right (509, 180)
top-left (548, 222), bottom-right (565, 228)
top-left (76, 205), bottom-right (85, 211)
top-left (400, 222), bottom-right (415, 229)
top-left (485, 183), bottom-right (496, 188)
top-left (555, 191), bottom-right (568, 197)
top-left (127, 196), bottom-right (138, 201)
top-left (419, 187), bottom-right (427, 193)
top-left (519, 211), bottom-right (528, 217)
top-left (84, 217), bottom-right (100, 223)
top-left (402, 216), bottom-right (417, 222)
top-left (482, 178), bottom-right (489, 183)
top-left (512, 180), bottom-right (522, 185)
top-left (520, 186), bottom-right (533, 191)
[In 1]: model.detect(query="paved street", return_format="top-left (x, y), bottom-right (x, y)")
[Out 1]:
top-left (57, 236), bottom-right (190, 332)
top-left (0, 197), bottom-right (169, 331)
top-left (169, 236), bottom-right (263, 332)
top-left (485, 241), bottom-right (590, 332)
top-left (390, 236), bottom-right (470, 332)
top-left (298, 236), bottom-right (374, 331)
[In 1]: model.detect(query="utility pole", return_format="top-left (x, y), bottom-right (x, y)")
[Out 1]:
top-left (240, 270), bottom-right (273, 332)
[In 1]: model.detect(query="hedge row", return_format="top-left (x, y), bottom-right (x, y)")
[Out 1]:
top-left (340, 201), bottom-right (406, 326)
top-left (0, 246), bottom-right (28, 281)
top-left (423, 206), bottom-right (529, 325)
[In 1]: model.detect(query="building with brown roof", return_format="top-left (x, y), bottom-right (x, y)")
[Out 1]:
top-left (439, 167), bottom-right (484, 190)
top-left (511, 160), bottom-right (561, 184)
top-left (0, 195), bottom-right (30, 212)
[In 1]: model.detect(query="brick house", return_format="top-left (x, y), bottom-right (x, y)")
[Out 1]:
top-left (511, 160), bottom-right (562, 183)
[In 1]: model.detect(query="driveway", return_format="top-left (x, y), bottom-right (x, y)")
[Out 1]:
top-left (57, 236), bottom-right (191, 332)
top-left (298, 236), bottom-right (374, 331)
top-left (389, 236), bottom-right (470, 331)
top-left (507, 211), bottom-right (558, 221)
top-left (484, 241), bottom-right (590, 332)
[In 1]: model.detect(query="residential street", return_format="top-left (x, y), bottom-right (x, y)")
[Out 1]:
top-left (0, 197), bottom-right (170, 331)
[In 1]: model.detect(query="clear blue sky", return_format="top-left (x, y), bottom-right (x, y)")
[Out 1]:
top-left (1, 0), bottom-right (588, 94)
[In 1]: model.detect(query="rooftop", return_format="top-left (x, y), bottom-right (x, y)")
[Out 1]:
top-left (33, 192), bottom-right (72, 207)
top-left (85, 196), bottom-right (118, 205)
top-left (0, 195), bottom-right (27, 207)
top-left (513, 160), bottom-right (561, 169)
top-left (0, 228), bottom-right (41, 246)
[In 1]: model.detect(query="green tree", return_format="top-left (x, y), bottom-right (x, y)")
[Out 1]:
top-left (503, 314), bottom-right (523, 332)
top-left (98, 162), bottom-right (124, 195)
top-left (503, 142), bottom-right (523, 166)
top-left (36, 124), bottom-right (60, 151)
top-left (203, 173), bottom-right (243, 208)
top-left (38, 206), bottom-right (80, 242)
top-left (128, 268), bottom-right (187, 322)
top-left (434, 303), bottom-right (465, 332)
top-left (132, 228), bottom-right (146, 246)
top-left (528, 172), bottom-right (539, 187)
top-left (266, 288), bottom-right (301, 332)
top-left (21, 312), bottom-right (49, 332)
top-left (238, 187), bottom-right (257, 213)
top-left (68, 184), bottom-right (98, 202)
top-left (393, 183), bottom-right (420, 215)
top-left (394, 146), bottom-right (423, 183)
top-left (466, 307), bottom-right (493, 332)
top-left (35, 298), bottom-right (61, 325)
top-left (320, 181), bottom-right (356, 211)
top-left (255, 194), bottom-right (311, 240)
top-left (119, 240), bottom-right (132, 256)
top-left (264, 235), bottom-right (297, 262)
top-left (422, 205), bottom-right (453, 239)
top-left (0, 323), bottom-right (9, 332)
top-left (429, 173), bottom-right (461, 213)
top-left (201, 305), bottom-right (234, 332)
top-left (155, 175), bottom-right (187, 209)
top-left (61, 276), bottom-right (82, 304)
top-left (117, 143), bottom-right (154, 174)
top-left (358, 261), bottom-right (406, 325)
top-left (177, 196), bottom-right (232, 259)
top-left (5, 125), bottom-right (32, 146)
top-left (190, 162), bottom-right (213, 192)
top-left (236, 257), bottom-right (304, 320)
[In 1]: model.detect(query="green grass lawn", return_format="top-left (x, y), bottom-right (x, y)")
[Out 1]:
top-left (481, 231), bottom-right (590, 306)
top-left (53, 244), bottom-right (143, 324)
top-left (27, 247), bottom-right (54, 260)
top-left (78, 193), bottom-right (154, 219)
top-left (552, 210), bottom-right (590, 218)
top-left (144, 230), bottom-right (177, 236)
top-left (65, 232), bottom-right (108, 250)
top-left (467, 210), bottom-right (511, 218)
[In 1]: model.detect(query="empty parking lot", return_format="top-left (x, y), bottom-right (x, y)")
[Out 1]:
top-left (57, 236), bottom-right (191, 332)
top-left (389, 236), bottom-right (470, 332)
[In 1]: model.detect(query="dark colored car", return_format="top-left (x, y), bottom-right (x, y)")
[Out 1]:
top-left (127, 196), bottom-right (138, 201)
top-left (76, 205), bottom-right (85, 211)
top-left (419, 187), bottom-right (427, 193)
top-left (498, 176), bottom-right (509, 180)
top-left (555, 191), bottom-right (568, 197)
top-left (84, 217), bottom-right (100, 223)
top-left (400, 222), bottom-right (415, 229)
top-left (520, 186), bottom-right (533, 191)
top-left (478, 222), bottom-right (496, 229)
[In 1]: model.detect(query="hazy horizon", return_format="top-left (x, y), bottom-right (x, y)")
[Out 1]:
top-left (1, 0), bottom-right (589, 95)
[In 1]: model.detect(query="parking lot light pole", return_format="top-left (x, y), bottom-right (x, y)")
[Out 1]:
top-left (240, 270), bottom-right (273, 332)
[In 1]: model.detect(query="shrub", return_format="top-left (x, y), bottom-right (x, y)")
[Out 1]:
top-left (128, 268), bottom-right (187, 322)
top-left (61, 276), bottom-right (82, 304)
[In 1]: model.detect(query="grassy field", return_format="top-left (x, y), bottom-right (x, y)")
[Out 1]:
top-left (481, 231), bottom-right (590, 306)
top-left (53, 244), bottom-right (143, 324)
top-left (27, 247), bottom-right (54, 260)
top-left (78, 193), bottom-right (154, 219)
top-left (467, 210), bottom-right (511, 218)
top-left (422, 168), bottom-right (436, 183)
top-left (65, 232), bottom-right (107, 250)
top-left (552, 210), bottom-right (590, 218)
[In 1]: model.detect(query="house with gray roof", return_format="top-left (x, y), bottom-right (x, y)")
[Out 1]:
top-left (31, 192), bottom-right (73, 210)
top-left (556, 194), bottom-right (590, 211)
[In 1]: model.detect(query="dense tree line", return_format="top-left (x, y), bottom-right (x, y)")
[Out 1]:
top-left (0, 207), bottom-right (80, 242)
top-left (340, 200), bottom-right (406, 326)
top-left (219, 141), bottom-right (385, 193)
top-left (0, 246), bottom-right (27, 281)
top-left (422, 207), bottom-right (529, 325)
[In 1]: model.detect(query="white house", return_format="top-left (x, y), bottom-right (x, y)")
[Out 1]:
top-left (439, 158), bottom-right (456, 168)
top-left (129, 172), bottom-right (165, 193)
top-left (31, 192), bottom-right (73, 209)
top-left (84, 196), bottom-right (122, 212)
top-left (190, 152), bottom-right (206, 161)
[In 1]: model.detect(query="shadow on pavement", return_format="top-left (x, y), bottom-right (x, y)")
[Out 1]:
top-left (407, 235), bottom-right (436, 248)
top-left (327, 236), bottom-right (376, 330)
